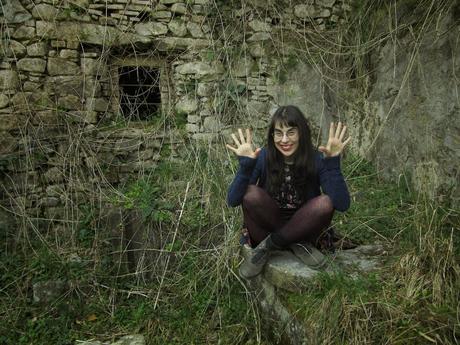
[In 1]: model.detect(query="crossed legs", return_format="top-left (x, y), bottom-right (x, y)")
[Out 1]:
top-left (242, 185), bottom-right (334, 247)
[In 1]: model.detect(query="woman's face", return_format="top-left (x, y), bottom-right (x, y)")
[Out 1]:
top-left (273, 122), bottom-right (299, 160)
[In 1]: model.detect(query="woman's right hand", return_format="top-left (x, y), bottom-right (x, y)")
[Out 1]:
top-left (226, 128), bottom-right (261, 159)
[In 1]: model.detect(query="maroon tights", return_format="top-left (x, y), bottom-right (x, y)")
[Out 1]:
top-left (242, 185), bottom-right (334, 247)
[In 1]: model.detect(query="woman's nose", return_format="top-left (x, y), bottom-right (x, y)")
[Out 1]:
top-left (281, 133), bottom-right (289, 142)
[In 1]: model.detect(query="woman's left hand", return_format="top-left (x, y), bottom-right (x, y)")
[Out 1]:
top-left (318, 122), bottom-right (351, 157)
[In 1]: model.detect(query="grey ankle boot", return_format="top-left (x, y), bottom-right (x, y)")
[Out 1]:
top-left (239, 235), bottom-right (279, 279)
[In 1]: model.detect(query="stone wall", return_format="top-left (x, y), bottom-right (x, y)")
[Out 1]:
top-left (0, 0), bottom-right (351, 231)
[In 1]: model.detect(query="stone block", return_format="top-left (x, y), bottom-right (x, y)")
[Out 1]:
top-left (160, 0), bottom-right (178, 4)
top-left (294, 4), bottom-right (316, 19)
top-left (171, 3), bottom-right (187, 15)
top-left (67, 110), bottom-right (98, 124)
top-left (203, 116), bottom-right (220, 132)
top-left (86, 98), bottom-right (109, 112)
top-left (187, 115), bottom-right (200, 123)
top-left (150, 11), bottom-right (172, 19)
top-left (23, 82), bottom-right (40, 92)
top-left (47, 58), bottom-right (80, 76)
top-left (4, 0), bottom-right (32, 24)
top-left (0, 115), bottom-right (22, 130)
top-left (248, 43), bottom-right (265, 58)
top-left (317, 0), bottom-right (336, 7)
top-left (5, 40), bottom-right (26, 57)
top-left (0, 94), bottom-right (9, 108)
top-left (197, 83), bottom-right (212, 96)
top-left (248, 20), bottom-right (271, 32)
top-left (0, 131), bottom-right (16, 154)
top-left (168, 18), bottom-right (187, 37)
top-left (247, 32), bottom-right (271, 42)
top-left (187, 22), bottom-right (204, 38)
top-left (59, 49), bottom-right (79, 59)
top-left (27, 42), bottom-right (48, 57)
top-left (135, 22), bottom-right (168, 36)
top-left (319, 9), bottom-right (331, 17)
top-left (0, 70), bottom-right (19, 90)
top-left (32, 4), bottom-right (59, 20)
top-left (186, 123), bottom-right (200, 132)
top-left (58, 95), bottom-right (82, 110)
top-left (154, 37), bottom-right (211, 51)
top-left (175, 96), bottom-right (198, 114)
top-left (12, 25), bottom-right (35, 39)
top-left (17, 58), bottom-right (46, 73)
top-left (36, 21), bottom-right (55, 37)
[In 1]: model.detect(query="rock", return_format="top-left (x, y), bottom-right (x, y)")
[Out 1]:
top-left (150, 11), bottom-right (172, 19)
top-left (154, 37), bottom-right (211, 51)
top-left (176, 96), bottom-right (198, 114)
top-left (27, 42), bottom-right (48, 57)
top-left (134, 22), bottom-right (168, 37)
top-left (319, 9), bottom-right (331, 17)
top-left (33, 280), bottom-right (66, 304)
top-left (247, 32), bottom-right (271, 42)
top-left (112, 334), bottom-right (145, 345)
top-left (248, 20), bottom-right (271, 32)
top-left (12, 25), bottom-right (35, 39)
top-left (5, 40), bottom-right (26, 57)
top-left (86, 98), bottom-right (109, 112)
top-left (81, 58), bottom-right (107, 76)
top-left (36, 21), bottom-right (150, 46)
top-left (60, 49), bottom-right (79, 59)
top-left (44, 167), bottom-right (64, 183)
top-left (187, 22), bottom-right (204, 38)
top-left (171, 3), bottom-right (187, 15)
top-left (168, 19), bottom-right (187, 37)
top-left (186, 123), bottom-right (200, 132)
top-left (203, 116), bottom-right (220, 132)
top-left (294, 4), bottom-right (316, 19)
top-left (0, 131), bottom-right (17, 154)
top-left (317, 0), bottom-right (336, 7)
top-left (17, 58), bottom-right (47, 73)
top-left (47, 58), bottom-right (80, 76)
top-left (58, 95), bottom-right (82, 110)
top-left (177, 62), bottom-right (216, 77)
top-left (3, 0), bottom-right (32, 24)
top-left (197, 83), bottom-right (212, 96)
top-left (248, 43), bottom-right (265, 58)
top-left (0, 115), bottom-right (21, 130)
top-left (32, 4), bottom-right (59, 20)
top-left (232, 57), bottom-right (254, 77)
top-left (0, 70), bottom-right (19, 90)
top-left (67, 110), bottom-right (98, 124)
top-left (0, 94), bottom-right (9, 108)
top-left (160, 0), bottom-right (177, 4)
top-left (187, 115), bottom-right (200, 123)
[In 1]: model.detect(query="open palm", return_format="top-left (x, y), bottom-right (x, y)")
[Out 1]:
top-left (226, 128), bottom-right (261, 159)
top-left (318, 122), bottom-right (351, 157)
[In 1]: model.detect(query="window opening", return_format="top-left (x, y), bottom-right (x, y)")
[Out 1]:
top-left (118, 66), bottom-right (161, 121)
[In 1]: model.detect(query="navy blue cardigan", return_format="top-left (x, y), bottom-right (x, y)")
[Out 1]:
top-left (227, 148), bottom-right (350, 212)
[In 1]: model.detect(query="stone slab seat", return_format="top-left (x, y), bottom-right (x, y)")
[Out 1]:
top-left (240, 243), bottom-right (386, 292)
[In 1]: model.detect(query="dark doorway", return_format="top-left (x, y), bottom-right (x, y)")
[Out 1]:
top-left (118, 66), bottom-right (161, 121)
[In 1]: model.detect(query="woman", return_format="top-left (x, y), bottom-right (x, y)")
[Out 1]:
top-left (226, 105), bottom-right (351, 279)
